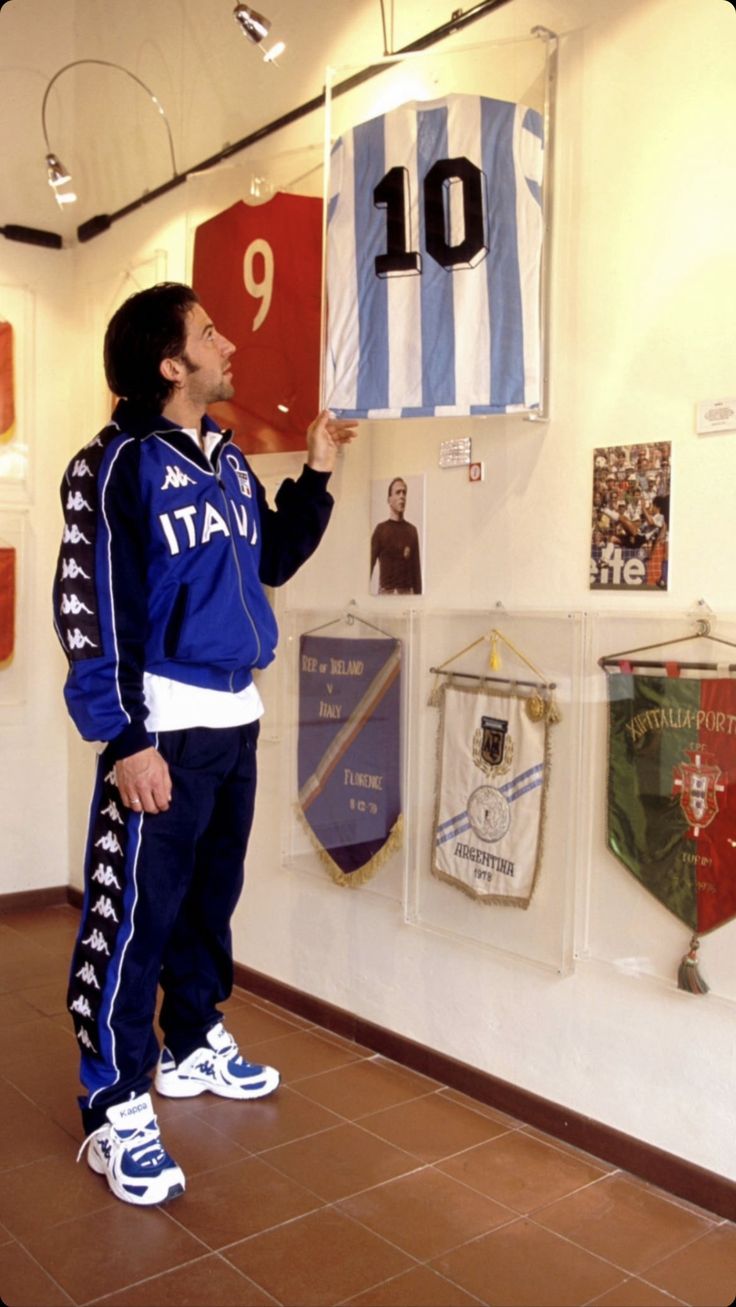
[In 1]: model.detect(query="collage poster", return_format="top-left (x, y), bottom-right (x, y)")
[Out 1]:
top-left (590, 441), bottom-right (671, 591)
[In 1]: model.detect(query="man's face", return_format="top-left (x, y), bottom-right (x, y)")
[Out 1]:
top-left (388, 480), bottom-right (407, 519)
top-left (177, 303), bottom-right (235, 406)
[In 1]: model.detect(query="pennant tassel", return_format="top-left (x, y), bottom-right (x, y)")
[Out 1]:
top-left (677, 935), bottom-right (710, 995)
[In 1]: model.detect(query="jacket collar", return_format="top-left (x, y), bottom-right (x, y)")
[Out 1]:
top-left (112, 400), bottom-right (233, 471)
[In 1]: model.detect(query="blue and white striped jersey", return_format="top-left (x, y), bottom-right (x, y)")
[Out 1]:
top-left (324, 93), bottom-right (544, 418)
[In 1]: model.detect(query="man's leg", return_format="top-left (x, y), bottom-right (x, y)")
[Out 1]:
top-left (69, 736), bottom-right (219, 1133)
top-left (158, 722), bottom-right (258, 1057)
top-left (68, 748), bottom-right (207, 1205)
top-left (155, 721), bottom-right (279, 1100)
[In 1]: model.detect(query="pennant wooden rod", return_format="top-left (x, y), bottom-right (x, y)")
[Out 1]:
top-left (428, 667), bottom-right (556, 690)
top-left (601, 658), bottom-right (736, 673)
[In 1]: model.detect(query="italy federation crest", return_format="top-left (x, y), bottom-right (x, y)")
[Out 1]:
top-left (432, 682), bottom-right (552, 907)
top-left (606, 672), bottom-right (736, 940)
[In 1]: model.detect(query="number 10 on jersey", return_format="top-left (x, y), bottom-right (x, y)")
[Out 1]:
top-left (373, 157), bottom-right (488, 279)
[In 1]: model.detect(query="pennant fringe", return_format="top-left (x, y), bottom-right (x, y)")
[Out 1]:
top-left (296, 805), bottom-right (404, 888)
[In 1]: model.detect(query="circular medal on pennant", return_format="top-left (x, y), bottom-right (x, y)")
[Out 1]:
top-left (467, 785), bottom-right (511, 843)
top-left (526, 692), bottom-right (546, 722)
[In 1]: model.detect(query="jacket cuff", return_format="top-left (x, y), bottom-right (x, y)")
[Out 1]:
top-left (301, 464), bottom-right (332, 489)
top-left (105, 721), bottom-right (154, 764)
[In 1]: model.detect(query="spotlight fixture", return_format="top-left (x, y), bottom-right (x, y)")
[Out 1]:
top-left (41, 59), bottom-right (178, 212)
top-left (45, 153), bottom-right (77, 206)
top-left (233, 4), bottom-right (285, 63)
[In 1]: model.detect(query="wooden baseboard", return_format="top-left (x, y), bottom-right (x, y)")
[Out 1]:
top-left (7, 888), bottom-right (729, 1220)
top-left (233, 960), bottom-right (736, 1222)
top-left (0, 886), bottom-right (71, 913)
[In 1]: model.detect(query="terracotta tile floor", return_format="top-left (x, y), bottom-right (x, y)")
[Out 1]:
top-left (1, 904), bottom-right (734, 1307)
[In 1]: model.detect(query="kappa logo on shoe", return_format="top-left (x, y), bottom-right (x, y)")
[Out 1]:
top-left (161, 465), bottom-right (197, 491)
top-left (119, 1099), bottom-right (150, 1118)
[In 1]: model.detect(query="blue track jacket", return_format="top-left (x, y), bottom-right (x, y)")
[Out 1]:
top-left (53, 401), bottom-right (333, 760)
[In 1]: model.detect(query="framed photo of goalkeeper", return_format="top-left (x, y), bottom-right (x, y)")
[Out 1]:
top-left (590, 440), bottom-right (671, 591)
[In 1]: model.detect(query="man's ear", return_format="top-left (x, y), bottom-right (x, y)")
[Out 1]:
top-left (160, 356), bottom-right (182, 386)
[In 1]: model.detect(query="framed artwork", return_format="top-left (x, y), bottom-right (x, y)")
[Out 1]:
top-left (0, 285), bottom-right (34, 502)
top-left (369, 472), bottom-right (426, 596)
top-left (0, 508), bottom-right (27, 707)
top-left (590, 441), bottom-right (671, 591)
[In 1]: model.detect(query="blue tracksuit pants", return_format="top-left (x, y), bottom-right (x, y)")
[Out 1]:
top-left (67, 722), bottom-right (259, 1134)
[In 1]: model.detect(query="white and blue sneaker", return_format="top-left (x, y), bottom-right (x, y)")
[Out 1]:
top-left (155, 1021), bottom-right (280, 1100)
top-left (78, 1092), bottom-right (185, 1206)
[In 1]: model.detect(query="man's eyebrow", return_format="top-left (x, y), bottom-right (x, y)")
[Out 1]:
top-left (201, 320), bottom-right (215, 336)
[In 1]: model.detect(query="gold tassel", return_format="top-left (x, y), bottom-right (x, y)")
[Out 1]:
top-left (546, 692), bottom-right (563, 725)
top-left (677, 935), bottom-right (709, 995)
top-left (489, 633), bottom-right (500, 671)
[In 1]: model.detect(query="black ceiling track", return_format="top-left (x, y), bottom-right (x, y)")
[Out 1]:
top-left (4, 0), bottom-right (514, 248)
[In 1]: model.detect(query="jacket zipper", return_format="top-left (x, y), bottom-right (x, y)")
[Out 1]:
top-left (214, 449), bottom-right (262, 686)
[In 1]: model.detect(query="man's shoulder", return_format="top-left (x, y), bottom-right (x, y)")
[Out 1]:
top-left (62, 420), bottom-right (139, 487)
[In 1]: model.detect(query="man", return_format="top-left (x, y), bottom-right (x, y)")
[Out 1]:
top-left (53, 282), bottom-right (357, 1207)
top-left (370, 477), bottom-right (422, 595)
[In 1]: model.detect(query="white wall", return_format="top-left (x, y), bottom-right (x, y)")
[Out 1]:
top-left (234, 0), bottom-right (736, 1184)
top-left (2, 0), bottom-right (735, 1181)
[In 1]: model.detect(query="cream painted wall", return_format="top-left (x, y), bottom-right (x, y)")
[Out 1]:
top-left (233, 0), bottom-right (736, 1183)
top-left (3, 0), bottom-right (735, 1181)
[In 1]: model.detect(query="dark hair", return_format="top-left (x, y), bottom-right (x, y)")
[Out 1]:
top-left (387, 477), bottom-right (407, 497)
top-left (103, 282), bottom-right (199, 411)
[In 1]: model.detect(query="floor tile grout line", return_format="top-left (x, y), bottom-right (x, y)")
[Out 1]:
top-left (77, 1249), bottom-right (255, 1307)
top-left (338, 1260), bottom-right (488, 1307)
top-left (3, 908), bottom-right (735, 1307)
top-left (581, 1274), bottom-right (690, 1307)
top-left (347, 1111), bottom-right (518, 1165)
top-left (2, 1233), bottom-right (79, 1307)
top-left (523, 1205), bottom-right (719, 1289)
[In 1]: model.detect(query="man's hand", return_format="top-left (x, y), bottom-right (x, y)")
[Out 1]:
top-left (115, 747), bottom-right (172, 814)
top-left (306, 409), bottom-right (359, 474)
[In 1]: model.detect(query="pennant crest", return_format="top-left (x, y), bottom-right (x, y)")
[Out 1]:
top-left (672, 749), bottom-right (724, 836)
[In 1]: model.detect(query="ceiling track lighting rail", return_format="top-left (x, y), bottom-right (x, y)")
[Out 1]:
top-left (6, 0), bottom-right (513, 247)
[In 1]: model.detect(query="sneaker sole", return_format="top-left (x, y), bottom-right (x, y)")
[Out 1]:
top-left (155, 1067), bottom-right (281, 1100)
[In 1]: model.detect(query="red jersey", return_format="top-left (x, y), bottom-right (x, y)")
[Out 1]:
top-left (192, 193), bottom-right (322, 454)
top-left (0, 320), bottom-right (15, 442)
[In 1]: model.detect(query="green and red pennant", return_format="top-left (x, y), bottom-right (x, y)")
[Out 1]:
top-left (606, 669), bottom-right (736, 987)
